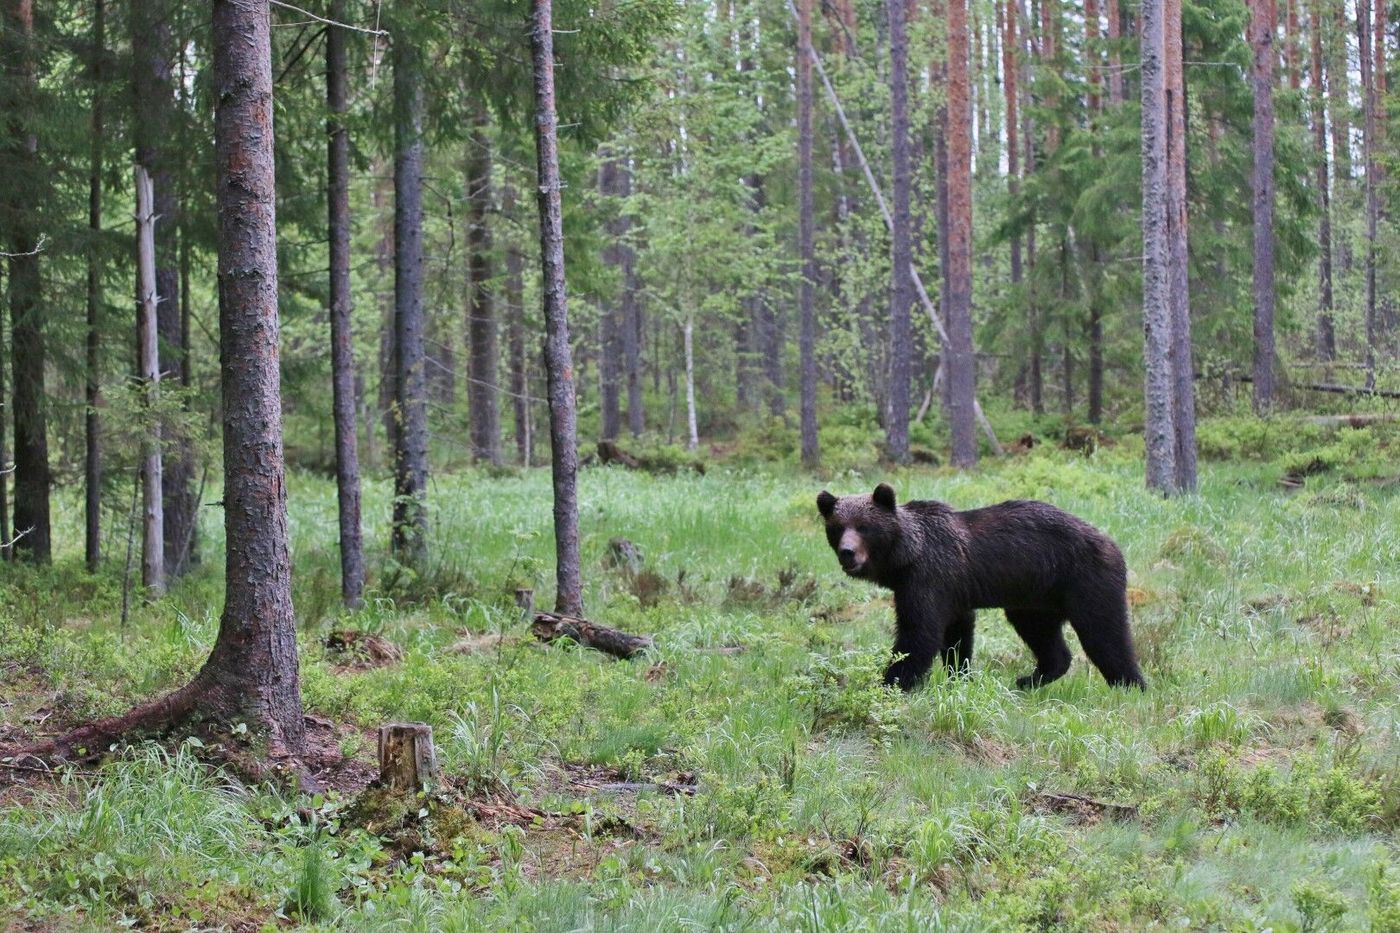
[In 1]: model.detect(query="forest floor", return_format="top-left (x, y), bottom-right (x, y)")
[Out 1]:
top-left (1, 415), bottom-right (1399, 930)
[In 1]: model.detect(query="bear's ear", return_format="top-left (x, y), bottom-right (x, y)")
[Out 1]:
top-left (872, 483), bottom-right (897, 511)
top-left (816, 490), bottom-right (837, 518)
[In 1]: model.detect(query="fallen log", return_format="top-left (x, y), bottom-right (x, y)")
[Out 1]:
top-left (531, 611), bottom-right (653, 659)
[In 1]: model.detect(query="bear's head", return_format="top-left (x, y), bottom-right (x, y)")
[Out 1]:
top-left (816, 483), bottom-right (903, 582)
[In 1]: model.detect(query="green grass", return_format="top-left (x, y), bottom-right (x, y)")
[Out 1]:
top-left (2, 427), bottom-right (1399, 929)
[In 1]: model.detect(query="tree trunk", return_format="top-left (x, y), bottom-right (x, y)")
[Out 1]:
top-left (377, 723), bottom-right (440, 792)
top-left (132, 0), bottom-right (194, 577)
top-left (946, 0), bottom-right (978, 467)
top-left (619, 163), bottom-right (644, 438)
top-left (1141, 0), bottom-right (1177, 493)
top-left (391, 13), bottom-right (429, 568)
top-left (1250, 0), bottom-right (1276, 412)
top-left (683, 318), bottom-right (699, 451)
top-left (1360, 0), bottom-right (1378, 389)
top-left (1311, 0), bottom-right (1335, 360)
top-left (599, 155), bottom-right (625, 442)
top-left (3, 0), bottom-right (50, 563)
top-left (504, 185), bottom-right (531, 467)
top-left (531, 0), bottom-right (583, 617)
top-left (327, 0), bottom-right (364, 608)
top-left (797, 0), bottom-right (820, 467)
top-left (1106, 0), bottom-right (1124, 105)
top-left (85, 0), bottom-right (106, 572)
top-left (467, 109), bottom-right (502, 464)
top-left (1166, 0), bottom-right (1196, 491)
top-left (24, 0), bottom-right (307, 763)
top-left (1086, 0), bottom-right (1105, 424)
top-left (1286, 0), bottom-right (1301, 89)
top-left (885, 0), bottom-right (913, 464)
top-left (0, 314), bottom-right (7, 561)
top-left (1004, 0), bottom-right (1021, 322)
top-left (1330, 1), bottom-right (1352, 182)
top-left (136, 167), bottom-right (166, 595)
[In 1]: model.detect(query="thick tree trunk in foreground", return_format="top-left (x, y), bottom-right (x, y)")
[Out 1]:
top-left (327, 0), bottom-right (364, 608)
top-left (136, 167), bottom-right (166, 595)
top-left (4, 0), bottom-right (50, 563)
top-left (885, 0), bottom-right (913, 464)
top-left (797, 0), bottom-right (820, 467)
top-left (1166, 0), bottom-right (1196, 491)
top-left (531, 0), bottom-right (584, 617)
top-left (1249, 0), bottom-right (1276, 413)
top-left (1311, 0), bottom-right (1335, 360)
top-left (391, 18), bottom-right (429, 568)
top-left (467, 109), bottom-right (502, 465)
top-left (19, 0), bottom-right (305, 763)
top-left (1141, 0), bottom-right (1177, 493)
top-left (946, 0), bottom-right (978, 468)
top-left (85, 0), bottom-right (106, 572)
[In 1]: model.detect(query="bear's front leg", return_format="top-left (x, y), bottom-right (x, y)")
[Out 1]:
top-left (886, 591), bottom-right (948, 691)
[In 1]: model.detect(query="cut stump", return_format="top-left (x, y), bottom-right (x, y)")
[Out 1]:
top-left (377, 722), bottom-right (440, 792)
top-left (531, 611), bottom-right (653, 659)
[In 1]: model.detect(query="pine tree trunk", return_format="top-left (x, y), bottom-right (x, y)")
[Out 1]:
top-left (1250, 0), bottom-right (1276, 412)
top-left (885, 0), bottom-right (913, 464)
top-left (1106, 0), bottom-right (1124, 105)
top-left (467, 110), bottom-right (502, 464)
top-left (505, 186), bottom-right (531, 466)
top-left (946, 0), bottom-right (978, 467)
top-left (1141, 0), bottom-right (1177, 493)
top-left (1311, 0), bottom-right (1335, 360)
top-left (391, 14), bottom-right (430, 568)
top-left (1004, 0), bottom-right (1021, 310)
top-left (0, 315), bottom-right (7, 561)
top-left (797, 0), bottom-right (820, 467)
top-left (327, 0), bottom-right (364, 608)
top-left (3, 0), bottom-right (50, 562)
top-left (1086, 0), bottom-right (1105, 424)
top-left (1166, 0), bottom-right (1196, 491)
top-left (85, 0), bottom-right (105, 573)
top-left (1330, 2), bottom-right (1352, 183)
top-left (620, 163), bottom-right (644, 438)
top-left (599, 155), bottom-right (625, 443)
top-left (531, 0), bottom-right (583, 617)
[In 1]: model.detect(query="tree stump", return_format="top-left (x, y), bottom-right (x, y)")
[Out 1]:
top-left (377, 722), bottom-right (440, 792)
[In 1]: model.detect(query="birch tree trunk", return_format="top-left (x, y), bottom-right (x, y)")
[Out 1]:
top-left (391, 12), bottom-right (430, 568)
top-left (530, 0), bottom-right (584, 617)
top-left (1141, 0), bottom-right (1177, 493)
top-left (683, 318), bottom-right (698, 451)
top-left (136, 167), bottom-right (166, 595)
top-left (1250, 0), bottom-right (1276, 412)
top-left (327, 0), bottom-right (365, 607)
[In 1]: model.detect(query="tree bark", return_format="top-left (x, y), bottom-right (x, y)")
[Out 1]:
top-left (599, 155), bottom-right (625, 443)
top-left (1360, 0), bottom-right (1378, 389)
top-left (1250, 0), bottom-right (1276, 412)
top-left (1330, 0), bottom-right (1352, 182)
top-left (620, 163), bottom-right (644, 439)
top-left (328, 0), bottom-right (364, 608)
top-left (3, 0), bottom-right (50, 563)
top-left (377, 723), bottom-right (440, 791)
top-left (85, 0), bottom-right (106, 572)
top-left (1141, 0), bottom-right (1177, 493)
top-left (1312, 0), bottom-right (1335, 360)
top-left (1106, 0), bottom-right (1124, 105)
top-left (885, 0), bottom-right (913, 464)
top-left (136, 167), bottom-right (166, 595)
top-left (946, 0), bottom-right (978, 467)
top-left (1166, 0), bottom-right (1196, 491)
top-left (1086, 0), bottom-right (1105, 424)
top-left (683, 318), bottom-right (699, 451)
top-left (132, 0), bottom-right (194, 577)
top-left (504, 185), bottom-right (531, 467)
top-left (467, 108), bottom-right (502, 464)
top-left (531, 0), bottom-right (584, 617)
top-left (797, 0), bottom-right (820, 467)
top-left (391, 14), bottom-right (429, 568)
top-left (1004, 0), bottom-right (1021, 314)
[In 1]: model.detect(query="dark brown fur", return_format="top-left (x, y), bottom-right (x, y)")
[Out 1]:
top-left (817, 484), bottom-right (1145, 691)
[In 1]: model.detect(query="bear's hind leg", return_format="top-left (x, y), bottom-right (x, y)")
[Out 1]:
top-left (942, 611), bottom-right (975, 675)
top-left (1005, 610), bottom-right (1072, 688)
top-left (1066, 594), bottom-right (1146, 689)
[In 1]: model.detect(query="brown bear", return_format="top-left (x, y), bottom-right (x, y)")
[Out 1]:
top-left (816, 483), bottom-right (1146, 691)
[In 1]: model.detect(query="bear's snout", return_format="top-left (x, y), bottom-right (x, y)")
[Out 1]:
top-left (836, 527), bottom-right (868, 574)
top-left (837, 547), bottom-right (858, 570)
